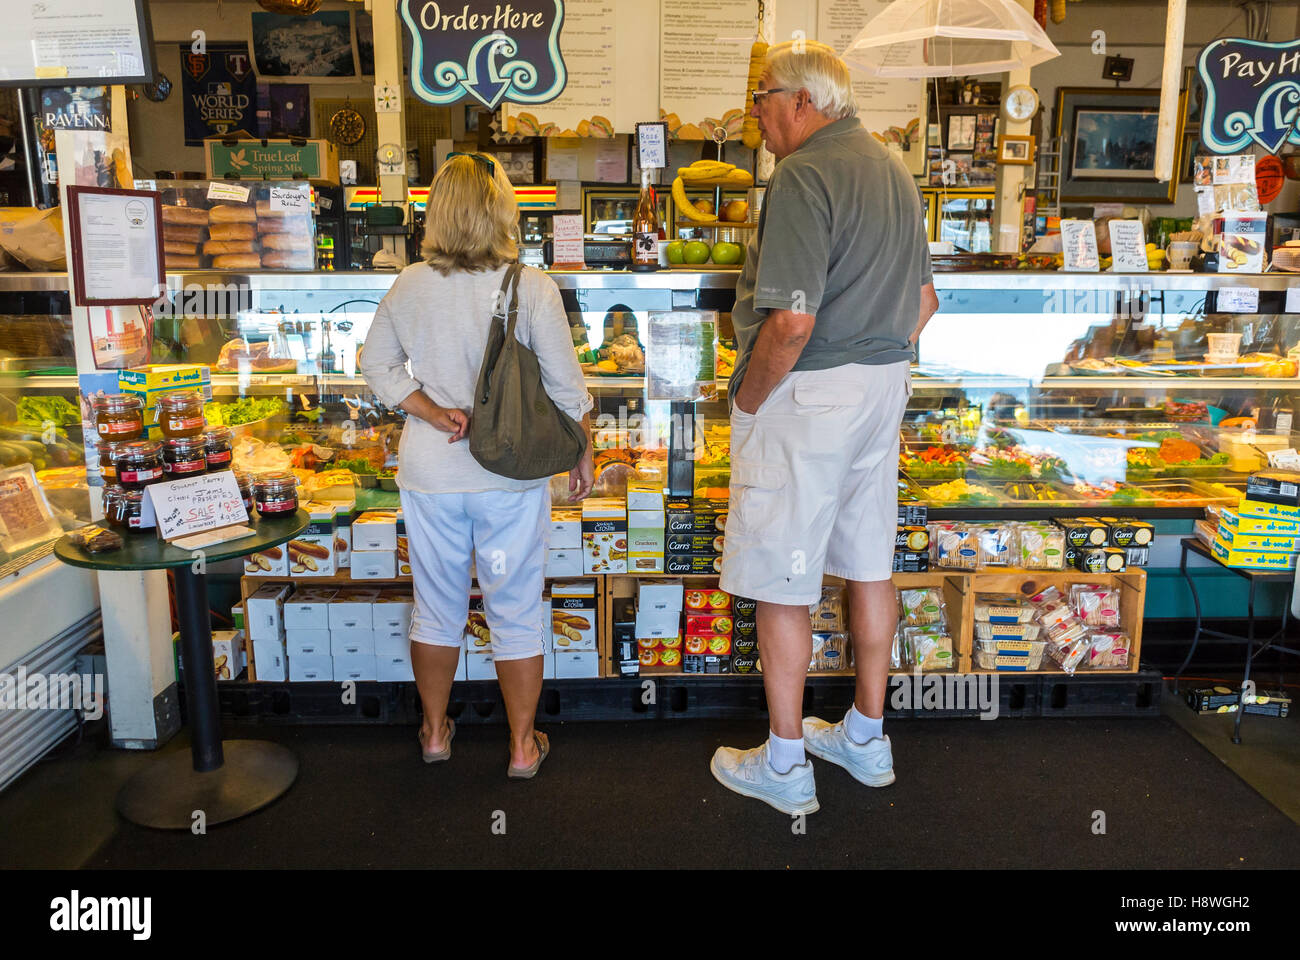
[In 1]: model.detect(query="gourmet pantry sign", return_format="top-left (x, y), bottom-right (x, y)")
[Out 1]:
top-left (1198, 38), bottom-right (1300, 153)
top-left (400, 1), bottom-right (567, 110)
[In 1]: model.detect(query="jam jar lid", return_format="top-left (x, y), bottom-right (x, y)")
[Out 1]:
top-left (253, 471), bottom-right (298, 493)
top-left (93, 393), bottom-right (144, 413)
top-left (164, 435), bottom-right (208, 455)
top-left (114, 439), bottom-right (163, 461)
top-left (156, 390), bottom-right (204, 409)
top-left (204, 426), bottom-right (233, 445)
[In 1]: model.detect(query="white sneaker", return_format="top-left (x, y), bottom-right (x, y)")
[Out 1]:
top-left (802, 717), bottom-right (896, 787)
top-left (709, 743), bottom-right (820, 815)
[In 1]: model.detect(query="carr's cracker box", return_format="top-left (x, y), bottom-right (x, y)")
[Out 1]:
top-left (288, 500), bottom-right (336, 576)
top-left (1220, 507), bottom-right (1300, 535)
top-left (1054, 517), bottom-right (1109, 548)
top-left (666, 554), bottom-right (723, 575)
top-left (665, 497), bottom-right (728, 535)
top-left (1095, 517), bottom-right (1154, 548)
top-left (1187, 685), bottom-right (1291, 717)
top-left (581, 499), bottom-right (627, 574)
top-left (666, 532), bottom-right (724, 556)
top-left (551, 581), bottom-right (597, 651)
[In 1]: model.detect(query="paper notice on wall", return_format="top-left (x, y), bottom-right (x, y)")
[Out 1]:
top-left (659, 0), bottom-right (751, 140)
top-left (594, 138), bottom-right (627, 182)
top-left (547, 141), bottom-right (580, 181)
top-left (819, 0), bottom-right (927, 175)
top-left (552, 213), bottom-right (585, 267)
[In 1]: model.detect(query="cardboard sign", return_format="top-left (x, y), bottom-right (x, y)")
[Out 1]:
top-left (636, 122), bottom-right (668, 169)
top-left (269, 184), bottom-right (310, 213)
top-left (1198, 38), bottom-right (1300, 153)
top-left (1061, 219), bottom-right (1100, 272)
top-left (147, 472), bottom-right (250, 542)
top-left (1108, 220), bottom-right (1148, 273)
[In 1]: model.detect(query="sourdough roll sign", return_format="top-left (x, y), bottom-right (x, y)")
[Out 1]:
top-left (400, 0), bottom-right (567, 111)
top-left (1198, 38), bottom-right (1300, 154)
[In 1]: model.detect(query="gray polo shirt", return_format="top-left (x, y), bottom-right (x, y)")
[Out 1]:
top-left (729, 116), bottom-right (932, 404)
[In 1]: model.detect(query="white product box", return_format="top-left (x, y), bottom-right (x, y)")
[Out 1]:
top-left (335, 503), bottom-right (355, 568)
top-left (285, 629), bottom-right (332, 657)
top-left (582, 497), bottom-right (627, 574)
top-left (333, 654), bottom-right (377, 682)
top-left (288, 501), bottom-right (337, 577)
top-left (542, 652), bottom-right (555, 679)
top-left (626, 480), bottom-right (665, 512)
top-left (288, 653), bottom-right (333, 682)
top-left (374, 629), bottom-right (410, 657)
top-left (551, 581), bottom-right (597, 651)
top-left (331, 631), bottom-right (375, 656)
top-left (329, 588), bottom-right (380, 630)
top-left (351, 550), bottom-right (396, 580)
top-left (376, 655), bottom-right (415, 682)
top-left (353, 510), bottom-right (398, 551)
top-left (554, 650), bottom-right (599, 678)
top-left (252, 640), bottom-right (287, 682)
top-left (396, 527), bottom-right (411, 577)
top-left (372, 592), bottom-right (414, 631)
top-left (635, 609), bottom-right (682, 639)
top-left (212, 630), bottom-right (245, 681)
top-left (549, 507), bottom-right (582, 549)
top-left (465, 651), bottom-right (496, 681)
top-left (628, 509), bottom-right (665, 573)
top-left (637, 580), bottom-right (684, 613)
top-left (283, 587), bottom-right (338, 630)
top-left (545, 549), bottom-right (583, 577)
top-left (243, 543), bottom-right (289, 576)
top-left (246, 583), bottom-right (293, 642)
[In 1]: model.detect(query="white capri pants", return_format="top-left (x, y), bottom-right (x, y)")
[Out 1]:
top-left (400, 485), bottom-right (549, 661)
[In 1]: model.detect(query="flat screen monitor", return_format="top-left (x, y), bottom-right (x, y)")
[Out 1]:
top-left (0, 0), bottom-right (155, 88)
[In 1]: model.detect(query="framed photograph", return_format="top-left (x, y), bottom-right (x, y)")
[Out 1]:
top-left (250, 10), bottom-right (358, 79)
top-left (998, 134), bottom-right (1035, 165)
top-left (1180, 126), bottom-right (1201, 183)
top-left (1055, 87), bottom-right (1188, 203)
top-left (66, 186), bottom-right (165, 307)
top-left (947, 114), bottom-right (975, 150)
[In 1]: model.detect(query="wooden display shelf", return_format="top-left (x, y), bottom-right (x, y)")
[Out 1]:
top-left (673, 219), bottom-right (757, 229)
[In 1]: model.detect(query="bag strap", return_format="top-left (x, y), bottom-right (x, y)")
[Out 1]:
top-left (478, 263), bottom-right (524, 405)
top-left (499, 262), bottom-right (523, 340)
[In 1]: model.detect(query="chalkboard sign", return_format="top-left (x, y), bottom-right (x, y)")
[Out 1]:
top-left (1198, 38), bottom-right (1300, 154)
top-left (147, 472), bottom-right (249, 542)
top-left (400, 0), bottom-right (567, 110)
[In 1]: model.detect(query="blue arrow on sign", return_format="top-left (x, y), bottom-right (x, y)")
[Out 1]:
top-left (461, 34), bottom-right (512, 111)
top-left (1249, 81), bottom-right (1300, 153)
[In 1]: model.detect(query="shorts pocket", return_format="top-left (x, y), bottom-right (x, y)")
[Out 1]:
top-left (793, 379), bottom-right (866, 414)
top-left (727, 459), bottom-right (789, 538)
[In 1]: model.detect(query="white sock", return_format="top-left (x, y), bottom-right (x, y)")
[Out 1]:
top-left (845, 705), bottom-right (882, 745)
top-left (767, 731), bottom-right (805, 774)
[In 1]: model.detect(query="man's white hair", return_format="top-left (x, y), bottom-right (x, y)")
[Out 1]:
top-left (764, 39), bottom-right (857, 121)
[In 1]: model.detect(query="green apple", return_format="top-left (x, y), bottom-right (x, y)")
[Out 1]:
top-left (665, 241), bottom-right (685, 264)
top-left (683, 241), bottom-right (711, 265)
top-left (710, 241), bottom-right (743, 265)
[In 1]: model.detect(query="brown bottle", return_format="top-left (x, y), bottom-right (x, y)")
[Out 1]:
top-left (631, 167), bottom-right (660, 272)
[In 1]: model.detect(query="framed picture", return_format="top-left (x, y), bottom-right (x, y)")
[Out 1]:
top-left (250, 10), bottom-right (358, 79)
top-left (1180, 126), bottom-right (1201, 183)
top-left (1055, 87), bottom-right (1188, 203)
top-left (998, 134), bottom-right (1035, 165)
top-left (947, 114), bottom-right (975, 150)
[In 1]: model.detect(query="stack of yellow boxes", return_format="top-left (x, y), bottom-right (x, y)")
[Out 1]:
top-left (1210, 471), bottom-right (1300, 570)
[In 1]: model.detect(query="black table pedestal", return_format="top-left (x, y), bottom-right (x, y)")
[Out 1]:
top-left (114, 563), bottom-right (297, 829)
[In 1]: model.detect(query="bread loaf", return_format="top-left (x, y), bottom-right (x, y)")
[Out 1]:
top-left (261, 250), bottom-right (313, 269)
top-left (208, 222), bottom-right (255, 241)
top-left (162, 205), bottom-right (209, 225)
top-left (208, 204), bottom-right (257, 224)
top-left (203, 240), bottom-right (256, 255)
top-left (163, 225), bottom-right (204, 243)
top-left (164, 254), bottom-right (201, 269)
top-left (164, 240), bottom-right (197, 255)
top-left (211, 253), bottom-right (262, 269)
top-left (261, 232), bottom-right (310, 251)
top-left (257, 216), bottom-right (311, 234)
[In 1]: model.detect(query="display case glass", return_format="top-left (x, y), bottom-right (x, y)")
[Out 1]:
top-left (925, 189), bottom-right (995, 252)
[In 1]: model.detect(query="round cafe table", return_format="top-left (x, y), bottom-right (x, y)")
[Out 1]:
top-left (54, 510), bottom-right (309, 829)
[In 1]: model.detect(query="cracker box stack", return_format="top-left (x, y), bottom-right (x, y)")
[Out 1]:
top-left (1211, 471), bottom-right (1300, 570)
top-left (664, 498), bottom-right (727, 575)
top-left (626, 481), bottom-right (666, 573)
top-left (546, 507), bottom-right (583, 577)
top-left (682, 586), bottom-right (731, 673)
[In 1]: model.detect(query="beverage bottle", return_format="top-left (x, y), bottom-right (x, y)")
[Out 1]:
top-left (631, 167), bottom-right (660, 272)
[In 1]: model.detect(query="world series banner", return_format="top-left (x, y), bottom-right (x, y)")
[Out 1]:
top-left (400, 0), bottom-right (567, 111)
top-left (181, 43), bottom-right (258, 146)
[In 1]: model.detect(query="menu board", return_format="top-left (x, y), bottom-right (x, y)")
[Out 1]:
top-left (527, 0), bottom-right (616, 136)
top-left (659, 0), bottom-right (751, 140)
top-left (819, 0), bottom-right (927, 175)
top-left (1, 0), bottom-right (153, 87)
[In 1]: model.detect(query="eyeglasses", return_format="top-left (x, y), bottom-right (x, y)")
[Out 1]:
top-left (447, 152), bottom-right (496, 174)
top-left (750, 88), bottom-right (788, 106)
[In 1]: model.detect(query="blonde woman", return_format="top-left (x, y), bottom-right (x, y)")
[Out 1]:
top-left (360, 152), bottom-right (594, 778)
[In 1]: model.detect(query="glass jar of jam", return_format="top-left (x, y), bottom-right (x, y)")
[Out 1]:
top-left (203, 426), bottom-right (234, 471)
top-left (113, 487), bottom-right (155, 533)
top-left (112, 440), bottom-right (164, 489)
top-left (93, 394), bottom-right (144, 442)
top-left (233, 470), bottom-right (255, 514)
top-left (253, 472), bottom-right (298, 516)
top-left (98, 440), bottom-right (125, 483)
top-left (156, 390), bottom-right (206, 439)
top-left (163, 436), bottom-right (208, 478)
top-left (102, 485), bottom-right (126, 529)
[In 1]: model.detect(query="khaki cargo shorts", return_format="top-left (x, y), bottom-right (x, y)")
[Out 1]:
top-left (719, 361), bottom-right (911, 606)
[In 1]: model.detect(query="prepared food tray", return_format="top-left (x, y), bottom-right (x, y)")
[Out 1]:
top-left (899, 444), bottom-right (966, 480)
top-left (1117, 480), bottom-right (1238, 507)
top-left (916, 478), bottom-right (1005, 506)
top-left (999, 481), bottom-right (1076, 503)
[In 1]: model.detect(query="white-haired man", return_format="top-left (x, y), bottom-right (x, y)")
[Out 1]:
top-left (711, 40), bottom-right (938, 815)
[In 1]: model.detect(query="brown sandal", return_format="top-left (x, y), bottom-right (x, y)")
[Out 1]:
top-left (420, 718), bottom-right (455, 763)
top-left (507, 731), bottom-right (549, 779)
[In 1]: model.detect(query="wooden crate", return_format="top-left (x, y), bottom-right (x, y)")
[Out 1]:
top-left (966, 568), bottom-right (1146, 675)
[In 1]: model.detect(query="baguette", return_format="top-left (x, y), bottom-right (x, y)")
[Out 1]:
top-left (261, 250), bottom-right (313, 269)
top-left (552, 611), bottom-right (591, 630)
top-left (211, 253), bottom-right (262, 269)
top-left (164, 240), bottom-right (197, 255)
top-left (162, 204), bottom-right (209, 225)
top-left (164, 254), bottom-right (201, 269)
top-left (208, 222), bottom-right (255, 241)
top-left (208, 203), bottom-right (257, 224)
top-left (258, 216), bottom-right (311, 234)
top-left (255, 200), bottom-right (291, 218)
top-left (261, 232), bottom-right (311, 251)
top-left (163, 225), bottom-right (204, 243)
top-left (288, 539), bottom-right (330, 559)
top-left (204, 240), bottom-right (256, 255)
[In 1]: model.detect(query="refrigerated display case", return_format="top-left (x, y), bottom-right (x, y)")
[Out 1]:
top-left (584, 187), bottom-right (669, 237)
top-left (923, 189), bottom-right (995, 252)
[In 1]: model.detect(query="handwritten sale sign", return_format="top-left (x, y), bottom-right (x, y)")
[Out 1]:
top-left (146, 472), bottom-right (249, 542)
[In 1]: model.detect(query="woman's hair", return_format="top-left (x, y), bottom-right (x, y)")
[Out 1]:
top-left (764, 39), bottom-right (857, 121)
top-left (421, 152), bottom-right (519, 274)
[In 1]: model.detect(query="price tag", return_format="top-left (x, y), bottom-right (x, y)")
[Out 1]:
top-left (636, 122), bottom-right (667, 170)
top-left (1218, 286), bottom-right (1259, 313)
top-left (552, 213), bottom-right (584, 267)
top-left (270, 184), bottom-right (310, 213)
top-left (1061, 219), bottom-right (1100, 272)
top-left (1108, 220), bottom-right (1148, 273)
top-left (1286, 287), bottom-right (1300, 314)
top-left (207, 182), bottom-right (251, 203)
top-left (147, 472), bottom-right (250, 542)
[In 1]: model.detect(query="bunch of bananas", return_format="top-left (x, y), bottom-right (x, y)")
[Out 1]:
top-left (672, 160), bottom-right (754, 222)
top-left (742, 40), bottom-right (768, 150)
